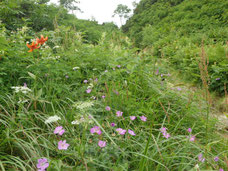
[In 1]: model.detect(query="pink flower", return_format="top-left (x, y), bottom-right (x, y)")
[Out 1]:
top-left (155, 69), bottom-right (159, 75)
top-left (113, 90), bottom-right (119, 95)
top-left (90, 126), bottom-right (102, 135)
top-left (86, 89), bottom-right (92, 93)
top-left (116, 128), bottom-right (126, 135)
top-left (187, 128), bottom-right (192, 133)
top-left (116, 111), bottom-right (123, 117)
top-left (58, 140), bottom-right (69, 150)
top-left (117, 65), bottom-right (121, 68)
top-left (160, 127), bottom-right (170, 139)
top-left (198, 153), bottom-right (205, 162)
top-left (163, 132), bottom-right (170, 139)
top-left (160, 127), bottom-right (167, 133)
top-left (189, 135), bottom-right (195, 142)
top-left (130, 116), bottom-right (136, 120)
top-left (110, 123), bottom-right (116, 127)
top-left (140, 116), bottom-right (147, 122)
top-left (98, 140), bottom-right (106, 148)
top-left (219, 169), bottom-right (224, 171)
top-left (54, 126), bottom-right (65, 136)
top-left (84, 80), bottom-right (88, 83)
top-left (105, 106), bottom-right (111, 111)
top-left (177, 87), bottom-right (182, 91)
top-left (214, 156), bottom-right (219, 162)
top-left (128, 129), bottom-right (136, 136)
top-left (37, 158), bottom-right (49, 171)
top-left (102, 95), bottom-right (105, 99)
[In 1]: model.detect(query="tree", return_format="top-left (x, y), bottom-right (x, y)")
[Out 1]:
top-left (59, 0), bottom-right (80, 12)
top-left (113, 4), bottom-right (131, 26)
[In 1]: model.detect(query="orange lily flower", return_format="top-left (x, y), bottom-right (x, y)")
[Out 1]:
top-left (26, 41), bottom-right (40, 52)
top-left (36, 35), bottom-right (48, 45)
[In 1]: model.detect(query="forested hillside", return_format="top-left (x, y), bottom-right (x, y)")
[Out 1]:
top-left (0, 0), bottom-right (118, 44)
top-left (123, 0), bottom-right (228, 94)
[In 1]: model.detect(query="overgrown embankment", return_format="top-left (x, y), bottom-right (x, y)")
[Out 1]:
top-left (123, 0), bottom-right (228, 95)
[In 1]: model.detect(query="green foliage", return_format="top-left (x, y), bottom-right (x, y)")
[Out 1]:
top-left (123, 0), bottom-right (228, 94)
top-left (0, 0), bottom-right (119, 44)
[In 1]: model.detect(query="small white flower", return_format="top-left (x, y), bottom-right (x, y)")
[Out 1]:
top-left (11, 86), bottom-right (31, 94)
top-left (87, 83), bottom-right (94, 89)
top-left (73, 67), bottom-right (80, 70)
top-left (73, 101), bottom-right (94, 110)
top-left (53, 46), bottom-right (60, 49)
top-left (45, 115), bottom-right (61, 124)
top-left (71, 120), bottom-right (80, 125)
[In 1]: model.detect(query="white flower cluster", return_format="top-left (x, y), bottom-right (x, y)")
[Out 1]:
top-left (73, 67), bottom-right (80, 70)
top-left (71, 115), bottom-right (93, 125)
top-left (11, 86), bottom-right (31, 94)
top-left (87, 83), bottom-right (94, 89)
top-left (45, 115), bottom-right (61, 124)
top-left (45, 56), bottom-right (60, 60)
top-left (73, 101), bottom-right (94, 110)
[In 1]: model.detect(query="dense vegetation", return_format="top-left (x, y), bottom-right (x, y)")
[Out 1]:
top-left (123, 0), bottom-right (228, 94)
top-left (0, 0), bottom-right (118, 44)
top-left (0, 0), bottom-right (227, 170)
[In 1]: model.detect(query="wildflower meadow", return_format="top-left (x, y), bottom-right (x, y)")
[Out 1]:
top-left (0, 0), bottom-right (227, 171)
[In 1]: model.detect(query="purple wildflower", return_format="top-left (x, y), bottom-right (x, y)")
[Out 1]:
top-left (140, 116), bottom-right (147, 122)
top-left (110, 123), bottom-right (116, 127)
top-left (90, 126), bottom-right (102, 135)
top-left (216, 78), bottom-right (220, 81)
top-left (23, 83), bottom-right (27, 87)
top-left (102, 95), bottom-right (105, 99)
top-left (65, 75), bottom-right (69, 79)
top-left (160, 127), bottom-right (170, 139)
top-left (187, 128), bottom-right (192, 133)
top-left (155, 69), bottom-right (159, 75)
top-left (177, 87), bottom-right (182, 91)
top-left (105, 106), bottom-right (111, 111)
top-left (130, 116), bottom-right (136, 120)
top-left (84, 80), bottom-right (88, 83)
top-left (189, 135), bottom-right (196, 142)
top-left (198, 153), bottom-right (205, 162)
top-left (113, 90), bottom-right (119, 95)
top-left (163, 132), bottom-right (170, 139)
top-left (58, 140), bottom-right (69, 150)
top-left (37, 158), bottom-right (49, 171)
top-left (86, 89), bottom-right (92, 93)
top-left (116, 111), bottom-right (123, 117)
top-left (160, 127), bottom-right (167, 133)
top-left (94, 78), bottom-right (98, 82)
top-left (105, 70), bottom-right (108, 72)
top-left (214, 156), bottom-right (219, 162)
top-left (219, 169), bottom-right (224, 171)
top-left (117, 65), bottom-right (121, 68)
top-left (116, 128), bottom-right (126, 135)
top-left (54, 126), bottom-right (65, 136)
top-left (128, 129), bottom-right (136, 136)
top-left (98, 140), bottom-right (106, 148)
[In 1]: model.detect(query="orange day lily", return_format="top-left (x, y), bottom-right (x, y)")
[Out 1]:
top-left (36, 35), bottom-right (48, 45)
top-left (26, 41), bottom-right (40, 52)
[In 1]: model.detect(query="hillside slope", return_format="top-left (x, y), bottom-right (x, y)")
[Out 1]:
top-left (123, 0), bottom-right (228, 94)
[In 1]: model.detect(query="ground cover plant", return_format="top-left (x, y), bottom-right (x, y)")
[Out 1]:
top-left (0, 0), bottom-right (228, 171)
top-left (0, 22), bottom-right (227, 170)
top-left (123, 0), bottom-right (228, 95)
